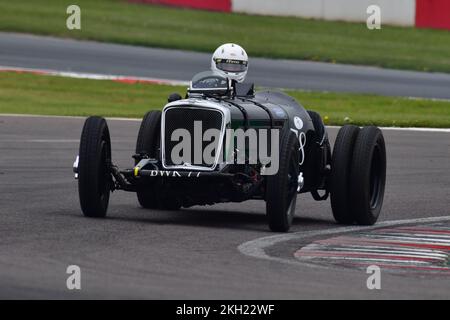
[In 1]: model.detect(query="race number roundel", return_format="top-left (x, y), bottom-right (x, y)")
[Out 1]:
top-left (294, 116), bottom-right (303, 130)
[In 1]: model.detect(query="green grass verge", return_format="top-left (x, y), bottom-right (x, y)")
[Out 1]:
top-left (1, 0), bottom-right (450, 73)
top-left (1, 72), bottom-right (449, 128)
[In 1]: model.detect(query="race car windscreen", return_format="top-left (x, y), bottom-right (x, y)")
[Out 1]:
top-left (190, 71), bottom-right (228, 90)
top-left (215, 59), bottom-right (247, 73)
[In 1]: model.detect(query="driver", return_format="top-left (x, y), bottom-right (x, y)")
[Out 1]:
top-left (211, 43), bottom-right (249, 83)
top-left (168, 43), bottom-right (249, 102)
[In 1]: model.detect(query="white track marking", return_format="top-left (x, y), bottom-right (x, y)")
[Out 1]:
top-left (322, 243), bottom-right (447, 255)
top-left (0, 114), bottom-right (448, 132)
top-left (306, 257), bottom-right (432, 264)
top-left (0, 65), bottom-right (189, 86)
top-left (0, 114), bottom-right (140, 122)
top-left (1, 66), bottom-right (449, 133)
top-left (24, 139), bottom-right (79, 143)
top-left (237, 216), bottom-right (450, 266)
top-left (373, 232), bottom-right (450, 239)
top-left (298, 250), bottom-right (447, 261)
top-left (328, 247), bottom-right (448, 258)
top-left (0, 139), bottom-right (134, 143)
top-left (326, 125), bottom-right (450, 133)
top-left (364, 234), bottom-right (450, 243)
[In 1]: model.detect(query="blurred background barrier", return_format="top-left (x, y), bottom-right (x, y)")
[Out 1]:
top-left (131, 0), bottom-right (449, 30)
top-left (130, 0), bottom-right (231, 11)
top-left (416, 0), bottom-right (450, 30)
top-left (233, 0), bottom-right (416, 26)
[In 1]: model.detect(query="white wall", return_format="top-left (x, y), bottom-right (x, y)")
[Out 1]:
top-left (232, 0), bottom-right (416, 26)
top-left (232, 0), bottom-right (322, 19)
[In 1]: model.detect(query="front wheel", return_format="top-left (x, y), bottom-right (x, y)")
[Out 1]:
top-left (78, 116), bottom-right (112, 218)
top-left (266, 130), bottom-right (300, 232)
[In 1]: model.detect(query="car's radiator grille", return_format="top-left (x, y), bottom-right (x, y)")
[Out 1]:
top-left (163, 107), bottom-right (223, 169)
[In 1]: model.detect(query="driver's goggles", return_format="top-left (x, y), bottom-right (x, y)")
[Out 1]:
top-left (215, 59), bottom-right (248, 73)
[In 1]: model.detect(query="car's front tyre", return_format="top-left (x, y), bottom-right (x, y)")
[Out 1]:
top-left (266, 129), bottom-right (300, 232)
top-left (78, 116), bottom-right (112, 218)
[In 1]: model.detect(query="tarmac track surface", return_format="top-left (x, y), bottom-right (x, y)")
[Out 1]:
top-left (0, 115), bottom-right (449, 299)
top-left (2, 32), bottom-right (450, 99)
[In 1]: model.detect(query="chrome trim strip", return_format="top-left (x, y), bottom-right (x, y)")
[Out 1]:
top-left (161, 99), bottom-right (231, 171)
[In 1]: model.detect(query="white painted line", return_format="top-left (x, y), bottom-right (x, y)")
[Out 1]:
top-left (298, 249), bottom-right (447, 261)
top-left (0, 114), bottom-right (141, 122)
top-left (237, 215), bottom-right (450, 267)
top-left (330, 247), bottom-right (448, 258)
top-left (0, 139), bottom-right (80, 143)
top-left (0, 114), bottom-right (448, 133)
top-left (374, 232), bottom-right (450, 239)
top-left (366, 234), bottom-right (450, 243)
top-left (0, 139), bottom-right (134, 143)
top-left (0, 65), bottom-right (189, 86)
top-left (326, 125), bottom-right (450, 133)
top-left (335, 244), bottom-right (446, 254)
top-left (310, 257), bottom-right (432, 265)
top-left (10, 116), bottom-right (450, 132)
top-left (375, 127), bottom-right (450, 133)
top-left (1, 67), bottom-right (449, 132)
top-left (407, 96), bottom-right (450, 103)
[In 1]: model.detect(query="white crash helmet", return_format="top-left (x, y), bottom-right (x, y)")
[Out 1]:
top-left (211, 43), bottom-right (248, 83)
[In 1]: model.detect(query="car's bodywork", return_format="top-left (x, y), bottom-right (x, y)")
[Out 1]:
top-left (73, 71), bottom-right (386, 232)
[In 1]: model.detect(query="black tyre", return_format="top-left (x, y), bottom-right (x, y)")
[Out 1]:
top-left (159, 197), bottom-right (182, 211)
top-left (266, 130), bottom-right (300, 232)
top-left (307, 110), bottom-right (325, 143)
top-left (308, 110), bottom-right (331, 190)
top-left (78, 116), bottom-right (112, 218)
top-left (308, 110), bottom-right (331, 160)
top-left (330, 125), bottom-right (360, 224)
top-left (136, 111), bottom-right (161, 159)
top-left (350, 126), bottom-right (386, 225)
top-left (135, 111), bottom-right (161, 209)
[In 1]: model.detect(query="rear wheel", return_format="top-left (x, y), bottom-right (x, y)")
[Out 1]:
top-left (135, 111), bottom-right (161, 209)
top-left (135, 111), bottom-right (181, 210)
top-left (330, 125), bottom-right (386, 225)
top-left (350, 126), bottom-right (386, 225)
top-left (266, 130), bottom-right (300, 232)
top-left (78, 116), bottom-right (112, 218)
top-left (330, 125), bottom-right (360, 224)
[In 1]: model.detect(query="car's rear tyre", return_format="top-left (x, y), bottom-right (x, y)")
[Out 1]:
top-left (78, 116), bottom-right (112, 218)
top-left (135, 111), bottom-right (161, 209)
top-left (350, 126), bottom-right (386, 225)
top-left (330, 125), bottom-right (360, 224)
top-left (266, 129), bottom-right (300, 232)
top-left (135, 111), bottom-right (181, 210)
